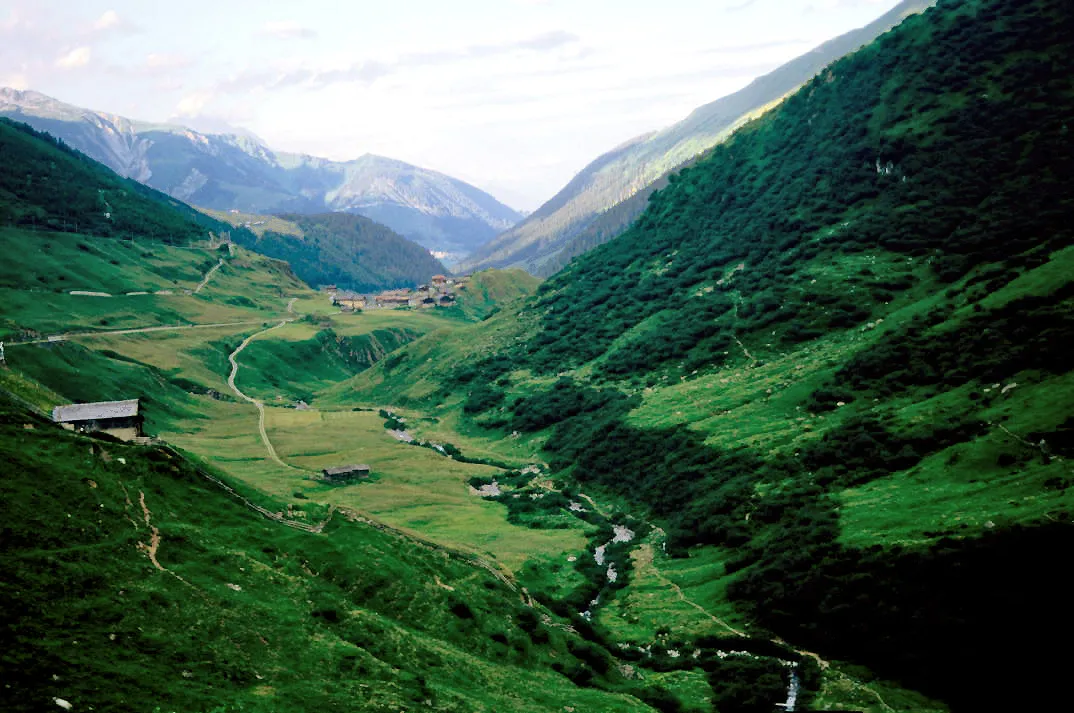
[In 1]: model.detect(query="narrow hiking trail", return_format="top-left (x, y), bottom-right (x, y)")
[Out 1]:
top-left (638, 542), bottom-right (748, 638)
top-left (227, 318), bottom-right (298, 470)
top-left (6, 319), bottom-right (271, 346)
top-left (194, 258), bottom-right (225, 294)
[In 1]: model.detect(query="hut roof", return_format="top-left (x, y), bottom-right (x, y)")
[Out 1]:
top-left (323, 464), bottom-right (371, 476)
top-left (53, 399), bottom-right (140, 423)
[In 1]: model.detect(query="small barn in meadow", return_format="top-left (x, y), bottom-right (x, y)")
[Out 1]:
top-left (322, 464), bottom-right (371, 483)
top-left (52, 399), bottom-right (143, 441)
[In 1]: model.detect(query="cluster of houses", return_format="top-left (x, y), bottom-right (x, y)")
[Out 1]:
top-left (329, 273), bottom-right (471, 312)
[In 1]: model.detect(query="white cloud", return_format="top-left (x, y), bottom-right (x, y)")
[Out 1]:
top-left (145, 53), bottom-right (192, 71)
top-left (2, 72), bottom-right (29, 90)
top-left (55, 47), bottom-right (91, 69)
top-left (175, 90), bottom-right (215, 116)
top-left (1, 9), bottom-right (20, 32)
top-left (93, 9), bottom-right (120, 31)
top-left (259, 21), bottom-right (317, 40)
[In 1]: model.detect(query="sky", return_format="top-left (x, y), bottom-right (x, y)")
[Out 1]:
top-left (1, 0), bottom-right (905, 211)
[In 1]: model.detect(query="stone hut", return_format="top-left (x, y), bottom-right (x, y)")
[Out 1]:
top-left (52, 399), bottom-right (143, 441)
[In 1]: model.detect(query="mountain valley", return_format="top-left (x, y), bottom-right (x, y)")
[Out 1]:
top-left (1, 0), bottom-right (1072, 711)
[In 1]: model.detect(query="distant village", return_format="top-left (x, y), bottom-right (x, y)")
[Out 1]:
top-left (327, 273), bottom-right (470, 311)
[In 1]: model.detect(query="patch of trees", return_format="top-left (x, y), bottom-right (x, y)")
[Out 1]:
top-left (234, 212), bottom-right (445, 291)
top-left (818, 283), bottom-right (1074, 402)
top-left (798, 415), bottom-right (987, 487)
top-left (509, 377), bottom-right (635, 432)
top-left (0, 118), bottom-right (232, 244)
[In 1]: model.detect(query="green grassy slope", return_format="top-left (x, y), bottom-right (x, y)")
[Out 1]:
top-left (0, 110), bottom-right (707, 713)
top-left (0, 228), bottom-right (307, 341)
top-left (458, 0), bottom-right (936, 276)
top-left (329, 0), bottom-right (1074, 709)
top-left (453, 268), bottom-right (542, 321)
top-left (201, 208), bottom-right (448, 291)
top-left (0, 397), bottom-right (662, 713)
top-left (0, 118), bottom-right (242, 244)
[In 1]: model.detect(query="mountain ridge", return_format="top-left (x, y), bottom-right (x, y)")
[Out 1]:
top-left (0, 88), bottom-right (522, 259)
top-left (459, 0), bottom-right (937, 276)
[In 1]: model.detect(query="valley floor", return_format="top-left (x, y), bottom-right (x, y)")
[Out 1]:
top-left (3, 283), bottom-right (950, 712)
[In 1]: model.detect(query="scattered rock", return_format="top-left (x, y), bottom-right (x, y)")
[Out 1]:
top-left (226, 583), bottom-right (242, 591)
top-left (471, 481), bottom-right (501, 497)
top-left (53, 699), bottom-right (72, 711)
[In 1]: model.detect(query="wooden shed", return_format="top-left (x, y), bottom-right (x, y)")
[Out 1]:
top-left (322, 464), bottom-right (371, 482)
top-left (52, 399), bottom-right (143, 441)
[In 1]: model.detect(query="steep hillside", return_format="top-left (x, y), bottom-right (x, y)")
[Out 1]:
top-left (453, 268), bottom-right (542, 321)
top-left (201, 209), bottom-right (446, 291)
top-left (0, 120), bottom-right (661, 712)
top-left (0, 89), bottom-right (522, 257)
top-left (460, 0), bottom-right (936, 275)
top-left (0, 118), bottom-right (225, 244)
top-left (0, 396), bottom-right (663, 713)
top-left (334, 0), bottom-right (1074, 709)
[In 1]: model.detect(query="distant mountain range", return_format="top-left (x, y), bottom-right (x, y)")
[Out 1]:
top-left (0, 89), bottom-right (522, 261)
top-left (459, 0), bottom-right (936, 276)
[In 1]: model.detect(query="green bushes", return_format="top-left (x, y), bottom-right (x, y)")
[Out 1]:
top-left (0, 118), bottom-right (231, 245)
top-left (233, 212), bottom-right (445, 291)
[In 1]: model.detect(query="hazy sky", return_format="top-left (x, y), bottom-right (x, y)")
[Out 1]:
top-left (2, 0), bottom-right (903, 210)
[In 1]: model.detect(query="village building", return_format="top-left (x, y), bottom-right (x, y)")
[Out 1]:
top-left (374, 289), bottom-right (413, 308)
top-left (52, 399), bottom-right (143, 441)
top-left (420, 296), bottom-right (437, 308)
top-left (322, 464), bottom-right (371, 482)
top-left (438, 294), bottom-right (456, 306)
top-left (332, 290), bottom-right (365, 311)
top-left (431, 274), bottom-right (448, 287)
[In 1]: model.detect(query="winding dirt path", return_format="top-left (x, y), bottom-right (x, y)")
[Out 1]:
top-left (194, 258), bottom-right (225, 294)
top-left (226, 319), bottom-right (298, 469)
top-left (136, 490), bottom-right (166, 572)
top-left (128, 488), bottom-right (190, 585)
top-left (6, 319), bottom-right (272, 346)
